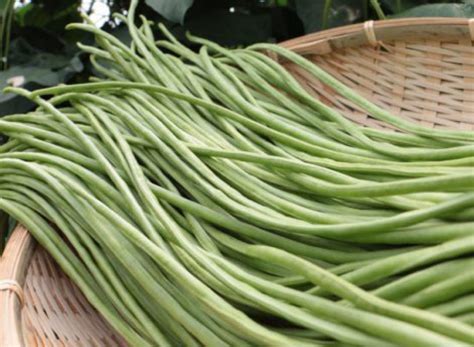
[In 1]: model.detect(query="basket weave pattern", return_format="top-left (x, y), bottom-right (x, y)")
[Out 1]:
top-left (22, 247), bottom-right (127, 346)
top-left (281, 19), bottom-right (474, 131)
top-left (1, 18), bottom-right (473, 346)
top-left (287, 42), bottom-right (474, 130)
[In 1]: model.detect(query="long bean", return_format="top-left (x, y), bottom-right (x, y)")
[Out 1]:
top-left (1, 5), bottom-right (473, 345)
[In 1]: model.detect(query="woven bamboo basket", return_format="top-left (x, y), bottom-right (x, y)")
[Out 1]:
top-left (1, 17), bottom-right (474, 346)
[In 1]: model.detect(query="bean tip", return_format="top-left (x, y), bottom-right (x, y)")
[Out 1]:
top-left (3, 87), bottom-right (32, 99)
top-left (65, 23), bottom-right (78, 30)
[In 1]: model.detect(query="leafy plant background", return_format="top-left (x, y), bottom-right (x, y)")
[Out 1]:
top-left (0, 0), bottom-right (473, 249)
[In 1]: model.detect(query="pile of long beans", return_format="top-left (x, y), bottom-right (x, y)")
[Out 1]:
top-left (1, 1), bottom-right (473, 345)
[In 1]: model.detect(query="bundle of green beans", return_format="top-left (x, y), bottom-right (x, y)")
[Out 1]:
top-left (1, 1), bottom-right (473, 345)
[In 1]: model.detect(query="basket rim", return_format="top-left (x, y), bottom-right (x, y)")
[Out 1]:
top-left (0, 225), bottom-right (35, 347)
top-left (280, 17), bottom-right (474, 55)
top-left (1, 16), bottom-right (473, 346)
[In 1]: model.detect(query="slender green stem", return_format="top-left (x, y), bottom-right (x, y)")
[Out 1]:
top-left (322, 0), bottom-right (333, 29)
top-left (370, 0), bottom-right (386, 19)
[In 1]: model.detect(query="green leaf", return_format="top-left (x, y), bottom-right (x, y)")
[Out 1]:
top-left (380, 0), bottom-right (421, 14)
top-left (295, 0), bottom-right (365, 33)
top-left (0, 60), bottom-right (82, 116)
top-left (1, 66), bottom-right (62, 87)
top-left (145, 0), bottom-right (194, 24)
top-left (15, 0), bottom-right (81, 31)
top-left (0, 38), bottom-right (83, 116)
top-left (0, 0), bottom-right (8, 11)
top-left (394, 3), bottom-right (474, 18)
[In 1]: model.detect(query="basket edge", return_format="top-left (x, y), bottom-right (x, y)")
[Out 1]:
top-left (0, 225), bottom-right (36, 347)
top-left (280, 17), bottom-right (474, 55)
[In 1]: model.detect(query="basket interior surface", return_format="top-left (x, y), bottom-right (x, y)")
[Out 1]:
top-left (283, 36), bottom-right (474, 131)
top-left (22, 247), bottom-right (127, 347)
top-left (1, 18), bottom-right (473, 347)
